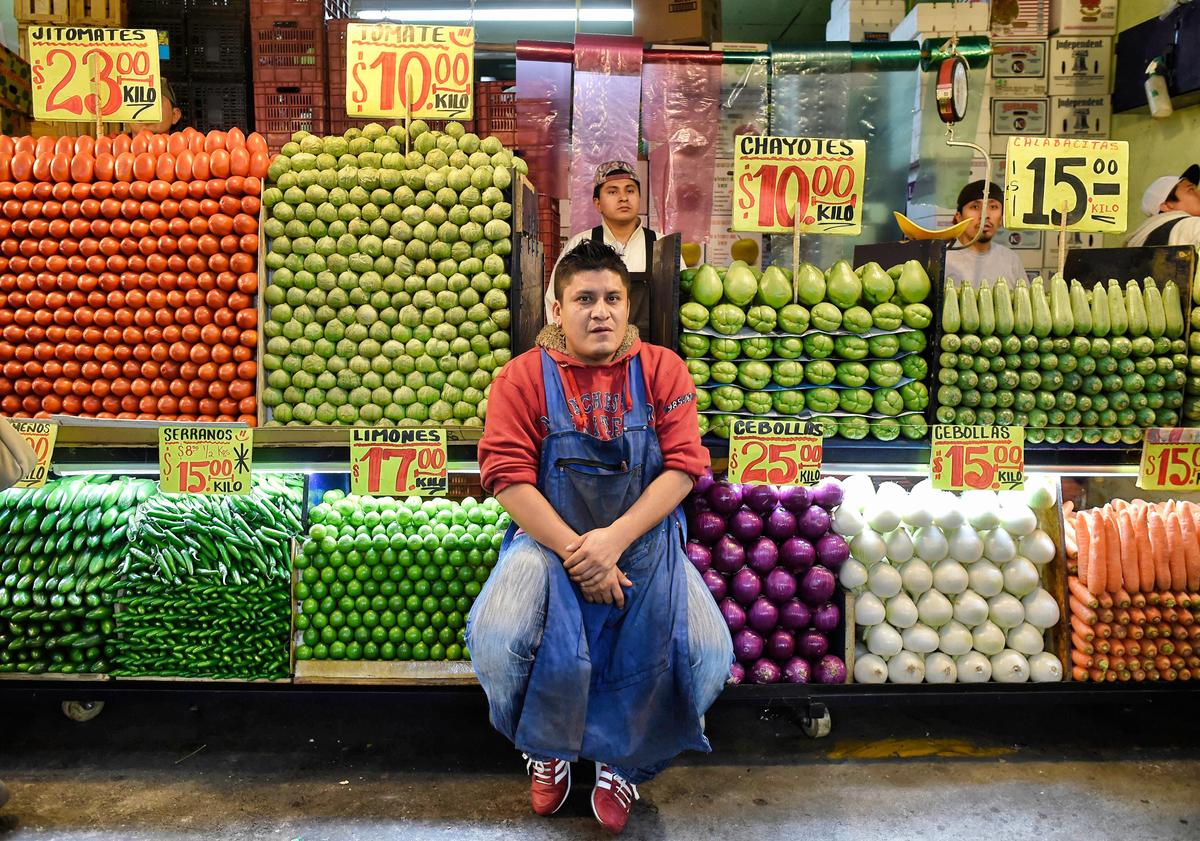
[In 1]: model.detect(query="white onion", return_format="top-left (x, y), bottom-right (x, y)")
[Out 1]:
top-left (900, 558), bottom-right (933, 596)
top-left (990, 649), bottom-right (1031, 683)
top-left (952, 589), bottom-right (990, 627)
top-left (833, 504), bottom-right (865, 537)
top-left (931, 559), bottom-right (969, 594)
top-left (971, 620), bottom-right (1006, 655)
top-left (983, 528), bottom-right (1017, 563)
top-left (1018, 529), bottom-right (1056, 566)
top-left (1029, 651), bottom-right (1063, 682)
top-left (839, 558), bottom-right (870, 590)
top-left (988, 592), bottom-right (1025, 629)
top-left (955, 651), bottom-right (993, 682)
top-left (853, 652), bottom-right (889, 684)
top-left (1001, 557), bottom-right (1041, 597)
top-left (947, 524), bottom-right (984, 564)
top-left (884, 528), bottom-right (914, 563)
top-left (937, 619), bottom-right (974, 655)
top-left (854, 592), bottom-right (886, 626)
top-left (917, 589), bottom-right (954, 628)
top-left (1006, 622), bottom-right (1046, 655)
top-left (855, 640), bottom-right (868, 659)
top-left (924, 651), bottom-right (958, 683)
top-left (967, 560), bottom-right (1005, 598)
top-left (885, 593), bottom-right (919, 629)
top-left (841, 473), bottom-right (876, 512)
top-left (998, 504), bottom-right (1038, 537)
top-left (1023, 476), bottom-right (1057, 511)
top-left (902, 491), bottom-right (935, 528)
top-left (850, 528), bottom-right (887, 566)
top-left (866, 622), bottom-right (903, 657)
top-left (1021, 587), bottom-right (1061, 629)
top-left (901, 622), bottom-right (940, 654)
top-left (963, 490), bottom-right (1000, 530)
top-left (865, 498), bottom-right (902, 534)
top-left (912, 526), bottom-right (949, 563)
top-left (887, 649), bottom-right (926, 683)
top-left (933, 493), bottom-right (965, 529)
top-left (868, 563), bottom-right (903, 599)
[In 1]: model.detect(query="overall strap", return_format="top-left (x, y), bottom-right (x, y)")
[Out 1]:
top-left (539, 349), bottom-right (578, 434)
top-left (623, 352), bottom-right (650, 429)
top-left (1144, 217), bottom-right (1183, 247)
top-left (590, 225), bottom-right (604, 244)
top-left (643, 228), bottom-right (657, 271)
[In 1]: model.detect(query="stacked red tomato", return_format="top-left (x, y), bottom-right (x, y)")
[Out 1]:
top-left (0, 127), bottom-right (269, 424)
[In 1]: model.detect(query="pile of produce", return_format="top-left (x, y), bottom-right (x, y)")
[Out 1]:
top-left (0, 129), bottom-right (264, 422)
top-left (939, 274), bottom-right (1187, 444)
top-left (262, 121), bottom-right (524, 427)
top-left (679, 259), bottom-right (932, 442)
top-left (114, 475), bottom-right (303, 680)
top-left (686, 472), bottom-right (848, 685)
top-left (835, 476), bottom-right (1064, 683)
top-left (0, 475), bottom-right (154, 674)
top-left (1064, 498), bottom-right (1200, 682)
top-left (294, 490), bottom-right (507, 662)
top-left (1186, 282), bottom-right (1200, 425)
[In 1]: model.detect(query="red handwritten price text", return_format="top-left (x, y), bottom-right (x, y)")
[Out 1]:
top-left (9, 419), bottom-right (56, 488)
top-left (347, 23), bottom-right (474, 120)
top-left (158, 425), bottom-right (251, 495)
top-left (29, 28), bottom-right (161, 122)
top-left (931, 425), bottom-right (1025, 491)
top-left (1140, 442), bottom-right (1200, 491)
top-left (728, 419), bottom-right (823, 486)
top-left (350, 427), bottom-right (448, 497)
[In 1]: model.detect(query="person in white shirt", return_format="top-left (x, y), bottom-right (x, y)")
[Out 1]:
top-left (1125, 165), bottom-right (1200, 248)
top-left (543, 161), bottom-right (681, 333)
top-left (943, 180), bottom-right (1028, 288)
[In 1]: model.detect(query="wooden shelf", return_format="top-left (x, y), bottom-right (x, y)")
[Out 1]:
top-left (294, 660), bottom-right (477, 686)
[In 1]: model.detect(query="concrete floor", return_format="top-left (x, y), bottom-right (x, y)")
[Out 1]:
top-left (0, 689), bottom-right (1197, 840)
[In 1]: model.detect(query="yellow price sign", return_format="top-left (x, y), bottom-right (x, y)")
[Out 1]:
top-left (732, 135), bottom-right (866, 235)
top-left (931, 425), bottom-right (1025, 491)
top-left (350, 427), bottom-right (448, 497)
top-left (158, 426), bottom-right (252, 495)
top-left (28, 27), bottom-right (162, 123)
top-left (727, 419), bottom-right (823, 486)
top-left (9, 420), bottom-right (57, 489)
top-left (345, 23), bottom-right (474, 121)
top-left (1138, 428), bottom-right (1200, 491)
top-left (1003, 137), bottom-right (1129, 234)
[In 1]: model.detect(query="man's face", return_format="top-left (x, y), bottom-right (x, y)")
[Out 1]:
top-left (1163, 179), bottom-right (1200, 217)
top-left (593, 179), bottom-right (640, 225)
top-left (552, 269), bottom-right (629, 364)
top-left (955, 198), bottom-right (1003, 244)
top-left (143, 96), bottom-right (181, 133)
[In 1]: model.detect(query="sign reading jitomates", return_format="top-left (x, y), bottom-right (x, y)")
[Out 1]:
top-left (27, 27), bottom-right (162, 123)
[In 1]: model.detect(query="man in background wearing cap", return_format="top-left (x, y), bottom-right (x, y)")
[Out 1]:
top-left (944, 179), bottom-right (1027, 288)
top-left (543, 161), bottom-right (682, 333)
top-left (1125, 165), bottom-right (1200, 248)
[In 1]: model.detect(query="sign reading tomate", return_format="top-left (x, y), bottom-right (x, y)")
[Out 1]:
top-left (8, 420), bottom-right (57, 489)
top-left (931, 425), bottom-right (1025, 492)
top-left (732, 135), bottom-right (867, 235)
top-left (1138, 428), bottom-right (1200, 491)
top-left (158, 425), bottom-right (252, 495)
top-left (346, 23), bottom-right (474, 121)
top-left (27, 27), bottom-right (162, 123)
top-left (350, 427), bottom-right (448, 497)
top-left (727, 419), bottom-right (823, 486)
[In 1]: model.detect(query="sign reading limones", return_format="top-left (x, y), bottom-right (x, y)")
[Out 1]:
top-left (350, 427), bottom-right (448, 497)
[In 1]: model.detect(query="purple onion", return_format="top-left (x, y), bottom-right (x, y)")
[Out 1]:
top-left (779, 536), bottom-right (816, 571)
top-left (746, 537), bottom-right (778, 574)
top-left (719, 597), bottom-right (747, 633)
top-left (816, 654), bottom-right (847, 684)
top-left (799, 565), bottom-right (837, 606)
top-left (730, 567), bottom-right (762, 606)
top-left (764, 507), bottom-right (798, 541)
top-left (811, 477), bottom-right (844, 510)
top-left (712, 534), bottom-right (746, 574)
top-left (733, 628), bottom-right (764, 663)
top-left (729, 509), bottom-right (764, 542)
top-left (707, 482), bottom-right (743, 515)
top-left (729, 662), bottom-right (745, 685)
top-left (746, 597), bottom-right (779, 633)
top-left (702, 569), bottom-right (727, 601)
top-left (796, 505), bottom-right (832, 540)
top-left (693, 467), bottom-right (715, 498)
top-left (742, 484), bottom-right (779, 514)
top-left (779, 598), bottom-right (811, 630)
top-left (690, 510), bottom-right (726, 545)
top-left (783, 657), bottom-right (811, 684)
top-left (750, 658), bottom-right (781, 684)
top-left (797, 628), bottom-right (829, 660)
top-left (768, 629), bottom-right (795, 661)
top-left (778, 484), bottom-right (812, 514)
top-left (686, 541), bottom-right (712, 574)
top-left (814, 533), bottom-right (850, 570)
top-left (764, 567), bottom-right (798, 604)
top-left (812, 602), bottom-right (841, 633)
top-left (690, 495), bottom-right (711, 513)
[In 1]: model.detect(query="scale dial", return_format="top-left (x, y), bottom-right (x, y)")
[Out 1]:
top-left (936, 56), bottom-right (970, 124)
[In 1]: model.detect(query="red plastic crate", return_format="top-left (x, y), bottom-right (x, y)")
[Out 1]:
top-left (254, 82), bottom-right (326, 147)
top-left (251, 0), bottom-right (348, 16)
top-left (252, 17), bottom-right (325, 85)
top-left (475, 79), bottom-right (516, 149)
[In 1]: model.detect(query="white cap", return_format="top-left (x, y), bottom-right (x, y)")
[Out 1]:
top-left (1142, 164), bottom-right (1200, 216)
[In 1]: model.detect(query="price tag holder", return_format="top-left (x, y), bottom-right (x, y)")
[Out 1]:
top-left (158, 426), bottom-right (252, 495)
top-left (1003, 137), bottom-right (1129, 234)
top-left (930, 425), bottom-right (1025, 491)
top-left (346, 23), bottom-right (474, 121)
top-left (350, 428), bottom-right (448, 497)
top-left (28, 27), bottom-right (162, 123)
top-left (9, 420), bottom-right (57, 489)
top-left (732, 135), bottom-right (866, 235)
top-left (1138, 428), bottom-right (1200, 491)
top-left (727, 419), bottom-right (824, 486)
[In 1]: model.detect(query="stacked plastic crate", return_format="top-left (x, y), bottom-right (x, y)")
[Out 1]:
top-left (0, 45), bottom-right (32, 138)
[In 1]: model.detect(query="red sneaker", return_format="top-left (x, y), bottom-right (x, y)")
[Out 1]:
top-left (524, 754), bottom-right (571, 816)
top-left (590, 762), bottom-right (639, 833)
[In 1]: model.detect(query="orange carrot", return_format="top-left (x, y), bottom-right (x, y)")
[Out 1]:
top-left (1089, 668), bottom-right (1105, 682)
top-left (1070, 597), bottom-right (1098, 624)
top-left (1166, 513), bottom-right (1189, 591)
top-left (1135, 506), bottom-right (1155, 594)
top-left (1179, 609), bottom-right (1195, 626)
top-left (1072, 633), bottom-right (1094, 656)
top-left (1073, 665), bottom-right (1090, 681)
top-left (1146, 606), bottom-right (1163, 623)
top-left (1179, 511), bottom-right (1200, 591)
top-left (1113, 623), bottom-right (1128, 639)
top-left (1131, 591), bottom-right (1147, 609)
top-left (1109, 638), bottom-right (1126, 657)
top-left (1098, 607), bottom-right (1115, 624)
top-left (1160, 640), bottom-right (1176, 656)
top-left (1075, 514), bottom-right (1090, 587)
top-left (1098, 590), bottom-right (1115, 609)
top-left (1071, 649), bottom-right (1096, 669)
top-left (1132, 669), bottom-right (1147, 682)
top-left (1095, 638), bottom-right (1111, 654)
top-left (1117, 511), bottom-right (1140, 594)
top-left (1087, 509), bottom-right (1107, 595)
top-left (1092, 621), bottom-right (1112, 638)
top-left (1114, 608), bottom-right (1132, 625)
top-left (1103, 511), bottom-right (1123, 594)
top-left (1070, 614), bottom-right (1095, 640)
top-left (1115, 586), bottom-right (1134, 609)
top-left (1180, 669), bottom-right (1193, 681)
top-left (1068, 577), bottom-right (1098, 610)
top-left (1147, 591), bottom-right (1162, 606)
top-left (1147, 509), bottom-right (1172, 591)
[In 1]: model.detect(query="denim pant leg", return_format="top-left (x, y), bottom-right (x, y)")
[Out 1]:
top-left (466, 535), bottom-right (554, 746)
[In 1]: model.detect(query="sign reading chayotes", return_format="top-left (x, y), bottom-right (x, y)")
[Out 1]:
top-left (27, 27), bottom-right (162, 123)
top-left (345, 23), bottom-right (474, 121)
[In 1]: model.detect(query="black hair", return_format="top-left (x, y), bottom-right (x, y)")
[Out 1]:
top-left (1167, 186), bottom-right (1180, 204)
top-left (553, 240), bottom-right (630, 301)
top-left (956, 180), bottom-right (1005, 212)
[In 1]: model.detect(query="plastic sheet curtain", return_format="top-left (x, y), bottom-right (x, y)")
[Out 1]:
top-left (641, 52), bottom-right (722, 246)
top-left (515, 41), bottom-right (573, 201)
top-left (768, 44), bottom-right (918, 268)
top-left (908, 62), bottom-right (990, 216)
top-left (569, 34), bottom-right (643, 236)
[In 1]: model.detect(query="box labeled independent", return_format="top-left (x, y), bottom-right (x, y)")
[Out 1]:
top-left (991, 98), bottom-right (1049, 135)
top-left (1049, 94), bottom-right (1111, 137)
top-left (1051, 0), bottom-right (1117, 34)
top-left (989, 0), bottom-right (1050, 38)
top-left (1048, 36), bottom-right (1113, 95)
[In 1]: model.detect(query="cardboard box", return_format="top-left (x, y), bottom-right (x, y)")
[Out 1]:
top-left (826, 20), bottom-right (896, 41)
top-left (632, 0), bottom-right (721, 44)
top-left (1049, 94), bottom-right (1111, 136)
top-left (991, 98), bottom-right (1050, 135)
top-left (891, 1), bottom-right (990, 40)
top-left (1048, 36), bottom-right (1113, 95)
top-left (989, 0), bottom-right (1050, 38)
top-left (1016, 244), bottom-right (1047, 269)
top-left (1050, 0), bottom-right (1118, 35)
top-left (987, 41), bottom-right (1048, 96)
top-left (1045, 230), bottom-right (1105, 267)
top-left (1000, 229), bottom-right (1044, 250)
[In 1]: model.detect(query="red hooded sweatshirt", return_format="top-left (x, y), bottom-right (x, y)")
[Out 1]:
top-left (479, 325), bottom-right (710, 495)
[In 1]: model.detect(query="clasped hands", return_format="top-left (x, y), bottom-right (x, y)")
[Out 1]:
top-left (562, 526), bottom-right (633, 609)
